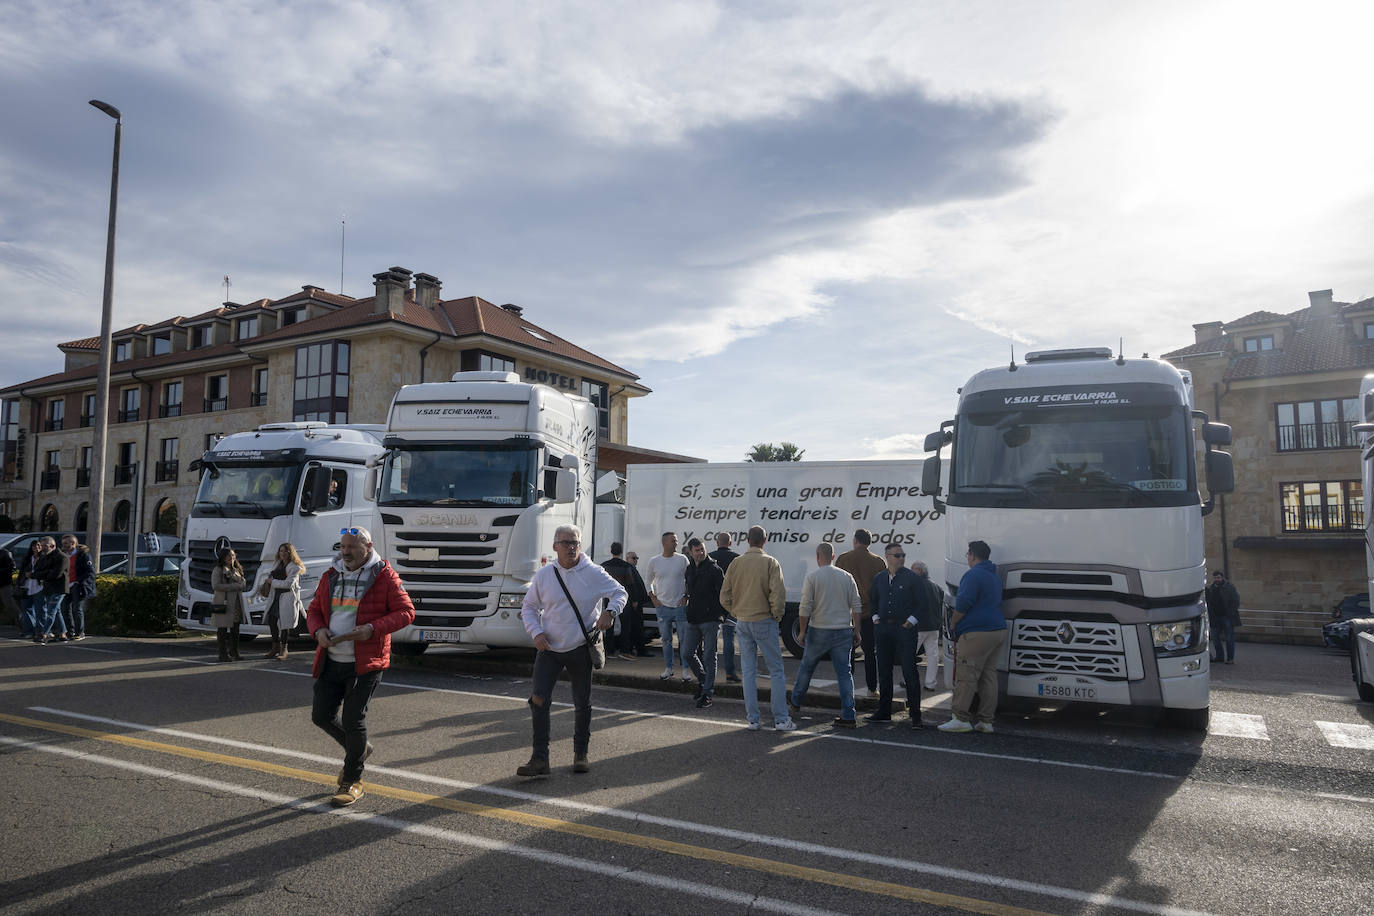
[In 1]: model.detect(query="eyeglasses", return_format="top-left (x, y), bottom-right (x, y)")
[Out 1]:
top-left (555, 539), bottom-right (581, 548)
top-left (889, 552), bottom-right (905, 558)
top-left (340, 527), bottom-right (361, 536)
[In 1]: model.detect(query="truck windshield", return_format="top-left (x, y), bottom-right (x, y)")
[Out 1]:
top-left (952, 405), bottom-right (1194, 509)
top-left (378, 443), bottom-right (539, 508)
top-left (192, 463), bottom-right (302, 518)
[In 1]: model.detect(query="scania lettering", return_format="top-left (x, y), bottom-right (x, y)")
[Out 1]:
top-left (175, 423), bottom-right (385, 634)
top-left (920, 348), bottom-right (1234, 730)
top-left (373, 371), bottom-right (596, 653)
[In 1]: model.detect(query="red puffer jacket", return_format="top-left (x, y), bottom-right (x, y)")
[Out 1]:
top-left (306, 560), bottom-right (415, 676)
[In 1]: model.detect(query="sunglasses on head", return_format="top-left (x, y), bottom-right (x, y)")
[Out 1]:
top-left (340, 527), bottom-right (362, 536)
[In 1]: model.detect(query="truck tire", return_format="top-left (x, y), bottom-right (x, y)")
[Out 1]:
top-left (1349, 618), bottom-right (1374, 702)
top-left (1163, 705), bottom-right (1209, 732)
top-left (781, 605), bottom-right (803, 659)
top-left (392, 642), bottom-right (428, 657)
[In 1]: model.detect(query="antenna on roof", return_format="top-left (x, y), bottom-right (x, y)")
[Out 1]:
top-left (1116, 337), bottom-right (1126, 365)
top-left (1008, 342), bottom-right (1017, 372)
top-left (223, 275), bottom-right (231, 302)
top-left (339, 216), bottom-right (346, 296)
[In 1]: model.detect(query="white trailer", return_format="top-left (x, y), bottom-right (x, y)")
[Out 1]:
top-left (372, 371), bottom-right (597, 653)
top-left (176, 422), bottom-right (386, 634)
top-left (1348, 374), bottom-right (1374, 701)
top-left (624, 460), bottom-right (943, 656)
top-left (920, 348), bottom-right (1234, 730)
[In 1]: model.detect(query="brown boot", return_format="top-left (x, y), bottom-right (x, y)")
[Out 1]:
top-left (228, 625), bottom-right (242, 661)
top-left (216, 629), bottom-right (230, 662)
top-left (276, 642), bottom-right (288, 660)
top-left (263, 640), bottom-right (280, 659)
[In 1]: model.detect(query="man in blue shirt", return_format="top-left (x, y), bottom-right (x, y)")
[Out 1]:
top-left (939, 540), bottom-right (1007, 734)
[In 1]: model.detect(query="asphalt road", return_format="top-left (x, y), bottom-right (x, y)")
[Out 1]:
top-left (1, 635), bottom-right (1370, 916)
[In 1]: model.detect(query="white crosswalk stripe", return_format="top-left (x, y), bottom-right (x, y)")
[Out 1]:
top-left (1208, 711), bottom-right (1270, 740)
top-left (1315, 720), bottom-right (1374, 750)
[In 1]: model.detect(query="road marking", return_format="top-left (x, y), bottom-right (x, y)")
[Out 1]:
top-left (0, 711), bottom-right (1061, 916)
top-left (1315, 720), bottom-right (1374, 750)
top-left (24, 706), bottom-right (1213, 916)
top-left (0, 734), bottom-right (845, 916)
top-left (1207, 712), bottom-right (1270, 741)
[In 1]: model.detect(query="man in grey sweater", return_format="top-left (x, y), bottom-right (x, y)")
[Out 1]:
top-left (787, 542), bottom-right (862, 727)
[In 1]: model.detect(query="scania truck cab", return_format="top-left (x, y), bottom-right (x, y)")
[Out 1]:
top-left (176, 423), bottom-right (385, 634)
top-left (374, 371), bottom-right (596, 652)
top-left (921, 348), bottom-right (1234, 729)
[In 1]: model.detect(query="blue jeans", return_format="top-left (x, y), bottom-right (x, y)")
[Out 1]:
top-left (35, 593), bottom-right (66, 638)
top-left (875, 623), bottom-right (920, 719)
top-left (790, 626), bottom-right (857, 720)
top-left (1211, 617), bottom-right (1236, 662)
top-left (63, 590), bottom-right (87, 638)
top-left (684, 621), bottom-right (719, 697)
top-left (720, 618), bottom-right (737, 676)
top-left (656, 604), bottom-right (689, 671)
top-left (736, 618), bottom-right (789, 725)
top-left (19, 592), bottom-right (39, 637)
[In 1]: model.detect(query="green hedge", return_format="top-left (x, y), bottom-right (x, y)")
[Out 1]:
top-left (86, 574), bottom-right (179, 636)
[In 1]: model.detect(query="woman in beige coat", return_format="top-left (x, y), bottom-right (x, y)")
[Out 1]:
top-left (261, 542), bottom-right (305, 659)
top-left (211, 547), bottom-right (250, 662)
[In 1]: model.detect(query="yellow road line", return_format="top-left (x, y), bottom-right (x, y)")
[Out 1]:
top-left (0, 710), bottom-right (1053, 916)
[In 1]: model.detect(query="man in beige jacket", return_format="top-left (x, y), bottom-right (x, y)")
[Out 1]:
top-left (720, 526), bottom-right (795, 731)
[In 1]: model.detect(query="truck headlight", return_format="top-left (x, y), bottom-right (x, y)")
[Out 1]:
top-left (178, 569), bottom-right (190, 599)
top-left (498, 593), bottom-right (524, 609)
top-left (1152, 617), bottom-right (1205, 654)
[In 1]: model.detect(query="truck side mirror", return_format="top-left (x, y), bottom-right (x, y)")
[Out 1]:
top-left (1202, 422), bottom-right (1232, 446)
top-left (921, 457), bottom-right (942, 496)
top-left (554, 467), bottom-right (578, 504)
top-left (924, 429), bottom-right (948, 452)
top-left (363, 467), bottom-right (379, 502)
top-left (1204, 450), bottom-right (1234, 494)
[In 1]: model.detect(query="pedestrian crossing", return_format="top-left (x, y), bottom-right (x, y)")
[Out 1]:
top-left (1209, 711), bottom-right (1374, 749)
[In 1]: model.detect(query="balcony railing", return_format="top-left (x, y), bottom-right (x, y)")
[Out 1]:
top-left (1282, 500), bottom-right (1366, 532)
top-left (204, 397), bottom-right (228, 412)
top-left (1277, 420), bottom-right (1360, 451)
top-left (117, 408), bottom-right (140, 423)
top-left (76, 468), bottom-right (91, 488)
top-left (79, 414), bottom-right (93, 428)
top-left (44, 419), bottom-right (63, 432)
top-left (155, 460), bottom-right (179, 483)
top-left (249, 392), bottom-right (268, 407)
top-left (113, 464), bottom-right (135, 486)
top-left (39, 469), bottom-right (60, 490)
top-left (159, 403), bottom-right (182, 418)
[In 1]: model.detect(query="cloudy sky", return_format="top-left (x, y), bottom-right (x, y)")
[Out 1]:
top-left (2, 1), bottom-right (1371, 461)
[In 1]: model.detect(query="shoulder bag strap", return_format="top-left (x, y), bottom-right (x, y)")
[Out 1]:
top-left (553, 566), bottom-right (598, 649)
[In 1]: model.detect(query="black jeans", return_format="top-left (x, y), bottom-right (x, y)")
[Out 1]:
top-left (874, 623), bottom-right (920, 719)
top-left (615, 603), bottom-right (644, 655)
top-left (62, 590), bottom-right (86, 637)
top-left (312, 659), bottom-right (383, 783)
top-left (854, 616), bottom-right (877, 692)
top-left (529, 646), bottom-right (593, 761)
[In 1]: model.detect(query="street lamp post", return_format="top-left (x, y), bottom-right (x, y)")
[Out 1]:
top-left (87, 99), bottom-right (121, 563)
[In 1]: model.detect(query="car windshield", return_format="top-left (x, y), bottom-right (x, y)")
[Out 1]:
top-left (953, 404), bottom-right (1194, 509)
top-left (192, 463), bottom-right (301, 518)
top-left (378, 443), bottom-right (539, 507)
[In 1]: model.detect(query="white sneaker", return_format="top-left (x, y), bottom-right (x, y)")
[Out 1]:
top-left (938, 718), bottom-right (973, 733)
top-left (862, 688), bottom-right (877, 699)
top-left (774, 719), bottom-right (797, 732)
top-left (682, 674), bottom-right (694, 684)
top-left (660, 668), bottom-right (674, 680)
top-left (973, 722), bottom-right (994, 734)
top-left (746, 721), bottom-right (761, 731)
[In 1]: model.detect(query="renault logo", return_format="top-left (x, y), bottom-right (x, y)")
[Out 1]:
top-left (1056, 621), bottom-right (1076, 644)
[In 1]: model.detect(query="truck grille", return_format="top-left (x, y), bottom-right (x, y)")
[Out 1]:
top-left (187, 538), bottom-right (265, 594)
top-left (1009, 616), bottom-right (1128, 680)
top-left (391, 527), bottom-right (503, 619)
top-left (1011, 648), bottom-right (1127, 678)
top-left (1015, 619), bottom-right (1123, 651)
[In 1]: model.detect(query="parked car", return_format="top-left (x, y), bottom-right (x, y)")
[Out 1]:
top-left (98, 552), bottom-right (184, 576)
top-left (1349, 618), bottom-right (1374, 702)
top-left (1321, 593), bottom-right (1371, 649)
top-left (1, 531), bottom-right (179, 556)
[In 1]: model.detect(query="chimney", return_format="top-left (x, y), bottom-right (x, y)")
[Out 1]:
top-left (1192, 321), bottom-right (1223, 345)
top-left (1308, 289), bottom-right (1334, 315)
top-left (499, 303), bottom-right (524, 317)
top-left (372, 267), bottom-right (412, 317)
top-left (414, 272), bottom-right (442, 310)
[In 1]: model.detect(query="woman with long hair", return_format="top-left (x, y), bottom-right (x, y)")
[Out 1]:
top-left (262, 542), bottom-right (305, 659)
top-left (210, 547), bottom-right (250, 662)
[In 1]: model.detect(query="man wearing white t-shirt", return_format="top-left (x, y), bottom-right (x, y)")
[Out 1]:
top-left (647, 532), bottom-right (691, 681)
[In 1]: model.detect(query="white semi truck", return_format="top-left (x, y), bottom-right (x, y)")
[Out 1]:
top-left (372, 371), bottom-right (597, 653)
top-left (1348, 374), bottom-right (1374, 701)
top-left (176, 423), bottom-right (386, 634)
top-left (919, 348), bottom-right (1234, 730)
top-left (624, 460), bottom-right (943, 657)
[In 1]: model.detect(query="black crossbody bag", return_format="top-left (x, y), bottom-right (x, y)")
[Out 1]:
top-left (552, 566), bottom-right (605, 669)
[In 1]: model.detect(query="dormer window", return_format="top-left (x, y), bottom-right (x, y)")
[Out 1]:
top-left (114, 340), bottom-right (131, 361)
top-left (1363, 322), bottom-right (1374, 340)
top-left (281, 308), bottom-right (303, 326)
top-left (192, 326), bottom-right (212, 348)
top-left (1244, 335), bottom-right (1274, 352)
top-left (151, 335), bottom-right (171, 355)
top-left (237, 316), bottom-right (258, 340)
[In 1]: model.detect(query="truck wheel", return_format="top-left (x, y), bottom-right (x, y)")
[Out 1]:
top-left (781, 607), bottom-right (803, 659)
top-left (392, 642), bottom-right (428, 657)
top-left (1163, 705), bottom-right (1209, 732)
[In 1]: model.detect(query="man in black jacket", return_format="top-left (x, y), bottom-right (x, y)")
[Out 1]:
top-left (60, 534), bottom-right (97, 641)
top-left (0, 545), bottom-right (19, 633)
top-left (684, 538), bottom-right (726, 708)
top-left (708, 533), bottom-right (741, 682)
top-left (32, 537), bottom-right (68, 644)
top-left (601, 542), bottom-right (651, 660)
top-left (1205, 570), bottom-right (1242, 665)
top-left (867, 542), bottom-right (930, 727)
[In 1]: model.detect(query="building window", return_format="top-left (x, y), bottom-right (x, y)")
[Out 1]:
top-left (151, 335), bottom-right (172, 355)
top-left (40, 504), bottom-right (59, 531)
top-left (192, 326), bottom-right (213, 348)
top-left (114, 442), bottom-right (136, 486)
top-left (45, 398), bottom-right (64, 432)
top-left (204, 433), bottom-right (221, 454)
top-left (237, 316), bottom-right (258, 340)
top-left (77, 447), bottom-right (91, 488)
top-left (1276, 398), bottom-right (1360, 451)
top-left (1364, 321), bottom-right (1374, 340)
top-left (118, 387), bottom-right (140, 423)
top-left (581, 380), bottom-right (610, 437)
top-left (154, 498), bottom-right (179, 535)
top-left (115, 340), bottom-right (131, 361)
top-left (251, 367), bottom-right (269, 406)
top-left (74, 501), bottom-right (89, 532)
top-left (113, 499), bottom-right (131, 532)
top-left (1243, 335), bottom-right (1274, 353)
top-left (40, 450), bottom-right (60, 490)
top-left (481, 352), bottom-right (515, 373)
top-left (0, 400), bottom-right (16, 483)
top-left (160, 381), bottom-right (182, 418)
top-left (156, 438), bottom-right (179, 482)
top-left (281, 308), bottom-right (302, 326)
top-left (1281, 480), bottom-right (1364, 532)
top-left (293, 341), bottom-right (349, 423)
top-left (80, 393), bottom-right (95, 427)
top-left (205, 375), bottom-right (228, 412)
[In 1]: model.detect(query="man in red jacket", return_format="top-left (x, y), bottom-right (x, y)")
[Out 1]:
top-left (306, 526), bottom-right (415, 807)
